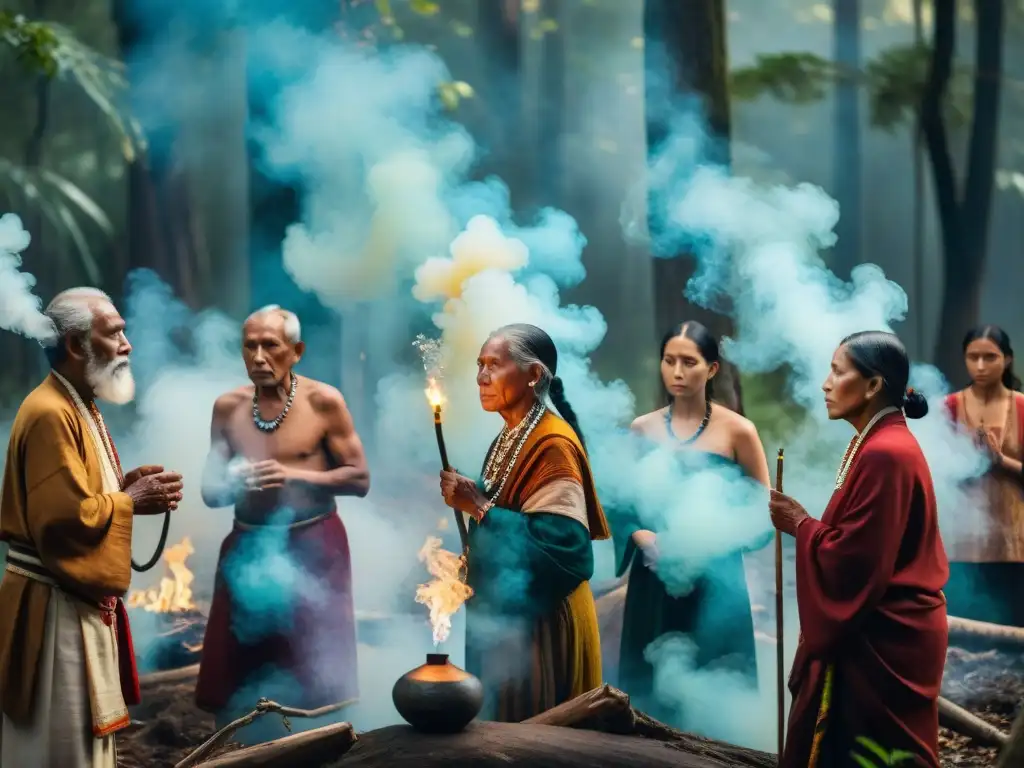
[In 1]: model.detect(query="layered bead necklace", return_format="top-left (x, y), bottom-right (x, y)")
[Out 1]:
top-left (482, 401), bottom-right (545, 501)
top-left (833, 406), bottom-right (899, 490)
top-left (253, 374), bottom-right (298, 433)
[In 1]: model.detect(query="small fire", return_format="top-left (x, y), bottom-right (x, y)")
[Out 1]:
top-left (415, 536), bottom-right (472, 646)
top-left (425, 377), bottom-right (444, 409)
top-left (126, 537), bottom-right (197, 613)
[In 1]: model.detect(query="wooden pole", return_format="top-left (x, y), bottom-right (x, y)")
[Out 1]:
top-left (435, 404), bottom-right (469, 552)
top-left (774, 448), bottom-right (785, 759)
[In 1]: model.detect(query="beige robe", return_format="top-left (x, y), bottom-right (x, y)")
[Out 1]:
top-left (0, 373), bottom-right (135, 767)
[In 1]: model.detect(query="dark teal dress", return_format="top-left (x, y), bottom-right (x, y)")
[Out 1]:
top-left (612, 451), bottom-right (771, 723)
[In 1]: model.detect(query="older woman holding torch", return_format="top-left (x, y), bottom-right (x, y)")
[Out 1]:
top-left (768, 331), bottom-right (949, 768)
top-left (438, 323), bottom-right (610, 721)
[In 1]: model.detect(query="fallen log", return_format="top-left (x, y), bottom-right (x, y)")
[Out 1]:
top-left (948, 615), bottom-right (1024, 649)
top-left (139, 663), bottom-right (200, 687)
top-left (330, 720), bottom-right (774, 768)
top-left (524, 684), bottom-right (775, 768)
top-left (523, 684), bottom-right (632, 730)
top-left (195, 722), bottom-right (356, 767)
top-left (938, 696), bottom-right (1009, 748)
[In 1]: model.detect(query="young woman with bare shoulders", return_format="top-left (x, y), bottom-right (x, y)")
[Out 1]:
top-left (615, 321), bottom-right (771, 720)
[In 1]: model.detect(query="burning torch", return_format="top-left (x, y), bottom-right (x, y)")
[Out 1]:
top-left (426, 378), bottom-right (470, 555)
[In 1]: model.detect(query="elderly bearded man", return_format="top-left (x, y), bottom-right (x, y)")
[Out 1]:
top-left (0, 287), bottom-right (184, 767)
top-left (195, 305), bottom-right (369, 727)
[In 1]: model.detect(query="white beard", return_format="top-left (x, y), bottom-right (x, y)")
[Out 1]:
top-left (85, 349), bottom-right (135, 405)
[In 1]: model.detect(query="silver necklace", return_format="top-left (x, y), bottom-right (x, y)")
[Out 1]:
top-left (482, 403), bottom-right (545, 499)
top-left (253, 374), bottom-right (298, 433)
top-left (834, 406), bottom-right (898, 490)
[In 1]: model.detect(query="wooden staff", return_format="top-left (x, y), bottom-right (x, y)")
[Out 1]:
top-left (435, 404), bottom-right (469, 553)
top-left (774, 448), bottom-right (785, 759)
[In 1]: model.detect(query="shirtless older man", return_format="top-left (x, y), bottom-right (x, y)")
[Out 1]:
top-left (195, 305), bottom-right (369, 721)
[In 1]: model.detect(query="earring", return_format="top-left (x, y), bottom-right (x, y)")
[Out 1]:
top-left (528, 381), bottom-right (536, 388)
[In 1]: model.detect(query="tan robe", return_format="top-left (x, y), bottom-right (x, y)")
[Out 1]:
top-left (0, 373), bottom-right (135, 767)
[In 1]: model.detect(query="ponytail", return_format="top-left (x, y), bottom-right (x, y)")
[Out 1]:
top-left (548, 376), bottom-right (587, 454)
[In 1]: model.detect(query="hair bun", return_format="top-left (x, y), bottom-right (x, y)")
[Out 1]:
top-left (902, 388), bottom-right (929, 420)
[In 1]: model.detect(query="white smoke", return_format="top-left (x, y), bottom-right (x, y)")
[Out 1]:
top-left (0, 213), bottom-right (52, 341)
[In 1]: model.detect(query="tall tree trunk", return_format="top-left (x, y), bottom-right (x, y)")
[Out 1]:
top-left (518, 0), bottom-right (565, 212)
top-left (912, 0), bottom-right (927, 357)
top-left (832, 0), bottom-right (861, 280)
top-left (112, 0), bottom-right (215, 310)
top-left (924, 0), bottom-right (1004, 381)
top-left (643, 0), bottom-right (743, 414)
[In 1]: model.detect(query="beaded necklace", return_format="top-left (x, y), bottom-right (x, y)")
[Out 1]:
top-left (664, 399), bottom-right (712, 446)
top-left (253, 374), bottom-right (297, 433)
top-left (482, 402), bottom-right (546, 501)
top-left (834, 406), bottom-right (899, 490)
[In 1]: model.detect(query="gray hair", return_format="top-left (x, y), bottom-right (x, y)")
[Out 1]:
top-left (42, 287), bottom-right (112, 365)
top-left (495, 326), bottom-right (554, 399)
top-left (489, 323), bottom-right (588, 453)
top-left (246, 304), bottom-right (301, 344)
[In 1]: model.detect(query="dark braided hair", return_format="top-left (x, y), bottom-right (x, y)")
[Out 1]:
top-left (489, 323), bottom-right (588, 453)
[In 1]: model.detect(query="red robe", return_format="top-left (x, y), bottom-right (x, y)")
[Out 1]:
top-left (194, 511), bottom-right (358, 714)
top-left (784, 412), bottom-right (949, 768)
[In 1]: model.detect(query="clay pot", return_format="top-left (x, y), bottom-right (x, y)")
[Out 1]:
top-left (392, 653), bottom-right (484, 733)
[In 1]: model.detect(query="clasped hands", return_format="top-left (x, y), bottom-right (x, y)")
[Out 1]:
top-left (439, 469), bottom-right (491, 521)
top-left (122, 465), bottom-right (183, 515)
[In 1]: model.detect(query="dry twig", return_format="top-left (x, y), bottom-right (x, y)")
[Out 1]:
top-left (173, 696), bottom-right (357, 768)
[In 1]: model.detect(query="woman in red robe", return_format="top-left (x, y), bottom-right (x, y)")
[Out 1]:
top-left (769, 331), bottom-right (949, 768)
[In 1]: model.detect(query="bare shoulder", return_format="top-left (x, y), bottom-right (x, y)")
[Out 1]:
top-left (630, 408), bottom-right (667, 437)
top-left (303, 377), bottom-right (349, 416)
top-left (212, 387), bottom-right (250, 420)
top-left (709, 403), bottom-right (758, 438)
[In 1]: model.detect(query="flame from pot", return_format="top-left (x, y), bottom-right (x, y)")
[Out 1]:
top-left (415, 536), bottom-right (473, 645)
top-left (126, 536), bottom-right (197, 613)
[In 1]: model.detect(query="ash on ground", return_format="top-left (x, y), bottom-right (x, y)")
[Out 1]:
top-left (940, 647), bottom-right (1023, 768)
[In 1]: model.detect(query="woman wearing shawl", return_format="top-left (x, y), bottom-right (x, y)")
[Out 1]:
top-left (769, 331), bottom-right (949, 768)
top-left (438, 323), bottom-right (610, 721)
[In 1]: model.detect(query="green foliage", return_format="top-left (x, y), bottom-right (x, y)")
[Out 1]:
top-left (0, 14), bottom-right (140, 281)
top-left (0, 11), bottom-right (60, 76)
top-left (0, 159), bottom-right (112, 285)
top-left (850, 736), bottom-right (919, 767)
top-left (730, 44), bottom-right (974, 132)
top-left (731, 52), bottom-right (841, 105)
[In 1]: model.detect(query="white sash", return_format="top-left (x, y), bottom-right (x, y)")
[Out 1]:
top-left (50, 371), bottom-right (130, 737)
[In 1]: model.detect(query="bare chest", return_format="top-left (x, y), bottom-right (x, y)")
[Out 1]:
top-left (224, 397), bottom-right (328, 467)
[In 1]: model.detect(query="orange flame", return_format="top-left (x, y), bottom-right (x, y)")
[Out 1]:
top-left (415, 536), bottom-right (472, 646)
top-left (425, 377), bottom-right (444, 409)
top-left (126, 537), bottom-right (197, 613)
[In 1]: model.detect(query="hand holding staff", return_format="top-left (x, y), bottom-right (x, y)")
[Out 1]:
top-left (775, 448), bottom-right (786, 759)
